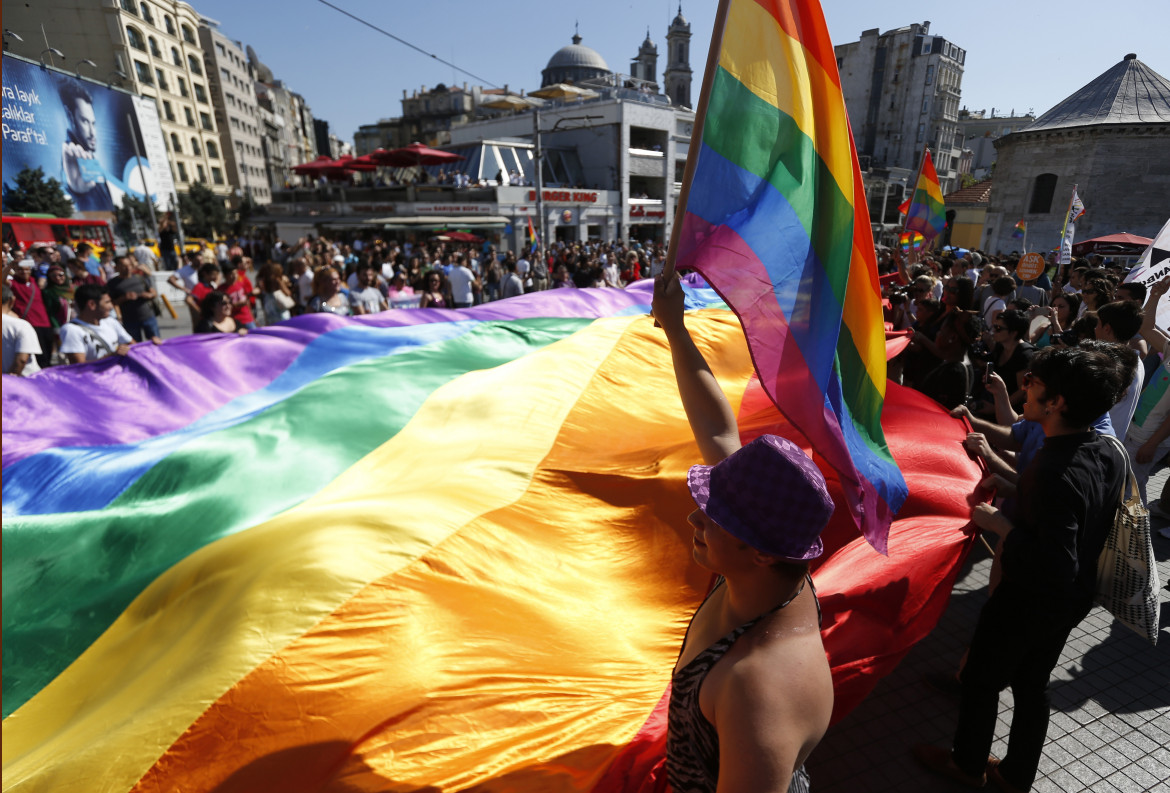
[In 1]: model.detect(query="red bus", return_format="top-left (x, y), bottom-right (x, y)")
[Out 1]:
top-left (2, 214), bottom-right (117, 255)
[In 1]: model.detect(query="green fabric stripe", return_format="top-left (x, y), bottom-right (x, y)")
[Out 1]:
top-left (703, 67), bottom-right (854, 305)
top-left (1, 317), bottom-right (591, 717)
top-left (835, 323), bottom-right (895, 462)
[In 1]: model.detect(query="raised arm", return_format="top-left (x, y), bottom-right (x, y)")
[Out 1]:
top-left (1139, 277), bottom-right (1170, 351)
top-left (652, 271), bottom-right (740, 465)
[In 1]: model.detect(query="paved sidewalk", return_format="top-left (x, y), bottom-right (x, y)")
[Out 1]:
top-left (808, 468), bottom-right (1170, 793)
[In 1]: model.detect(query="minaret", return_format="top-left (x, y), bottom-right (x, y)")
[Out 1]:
top-left (664, 4), bottom-right (692, 107)
top-left (631, 28), bottom-right (659, 92)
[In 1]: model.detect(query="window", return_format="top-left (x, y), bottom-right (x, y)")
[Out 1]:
top-left (171, 47), bottom-right (181, 67)
top-left (121, 0), bottom-right (138, 15)
top-left (211, 167), bottom-right (224, 185)
top-left (196, 164), bottom-right (206, 183)
top-left (200, 112), bottom-right (213, 131)
top-left (165, 16), bottom-right (175, 35)
top-left (1028, 173), bottom-right (1059, 214)
top-left (184, 106), bottom-right (195, 126)
top-left (170, 133), bottom-right (181, 152)
top-left (177, 162), bottom-right (188, 182)
top-left (154, 68), bottom-right (167, 90)
top-left (178, 77), bottom-right (188, 97)
top-left (207, 141), bottom-right (219, 159)
top-left (194, 83), bottom-right (207, 103)
top-left (182, 25), bottom-right (195, 45)
top-left (140, 3), bottom-right (154, 24)
top-left (216, 43), bottom-right (226, 57)
top-left (190, 137), bottom-right (201, 155)
top-left (133, 60), bottom-right (153, 84)
top-left (917, 122), bottom-right (925, 143)
top-left (922, 98), bottom-right (929, 113)
top-left (231, 117), bottom-right (240, 129)
top-left (187, 54), bottom-right (202, 75)
top-left (126, 26), bottom-right (146, 51)
top-left (163, 101), bottom-right (174, 122)
top-left (221, 67), bottom-right (231, 82)
top-left (149, 36), bottom-right (161, 57)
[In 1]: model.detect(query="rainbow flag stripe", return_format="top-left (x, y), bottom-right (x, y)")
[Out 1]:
top-left (905, 147), bottom-right (946, 241)
top-left (1013, 219), bottom-right (1027, 238)
top-left (2, 283), bottom-right (981, 791)
top-left (674, 0), bottom-right (906, 551)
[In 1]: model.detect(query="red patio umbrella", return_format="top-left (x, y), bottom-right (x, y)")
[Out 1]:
top-left (335, 154), bottom-right (377, 172)
top-left (1071, 233), bottom-right (1153, 257)
top-left (291, 155), bottom-right (336, 176)
top-left (368, 142), bottom-right (465, 168)
top-left (431, 231), bottom-right (483, 243)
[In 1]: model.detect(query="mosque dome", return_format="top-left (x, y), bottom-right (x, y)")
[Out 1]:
top-left (542, 33), bottom-right (612, 87)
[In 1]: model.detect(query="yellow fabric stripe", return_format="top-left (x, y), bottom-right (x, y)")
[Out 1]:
top-left (1, 316), bottom-right (638, 793)
top-left (718, 0), bottom-right (854, 200)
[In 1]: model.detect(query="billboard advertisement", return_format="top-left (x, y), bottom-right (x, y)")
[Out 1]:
top-left (2, 54), bottom-right (176, 213)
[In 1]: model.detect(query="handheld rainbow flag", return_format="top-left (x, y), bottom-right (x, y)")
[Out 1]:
top-left (671, 0), bottom-right (907, 551)
top-left (1013, 220), bottom-right (1027, 238)
top-left (526, 215), bottom-right (540, 253)
top-left (905, 147), bottom-right (946, 242)
top-left (900, 231), bottom-right (925, 252)
top-left (2, 285), bottom-right (982, 791)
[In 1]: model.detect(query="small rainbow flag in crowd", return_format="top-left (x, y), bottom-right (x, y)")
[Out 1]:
top-left (1012, 219), bottom-right (1027, 238)
top-left (673, 0), bottom-right (907, 550)
top-left (905, 147), bottom-right (946, 242)
top-left (900, 230), bottom-right (925, 251)
top-left (526, 215), bottom-right (540, 253)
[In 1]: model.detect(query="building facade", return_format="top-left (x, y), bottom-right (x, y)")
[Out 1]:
top-left (198, 19), bottom-right (269, 205)
top-left (835, 21), bottom-right (966, 193)
top-left (957, 109), bottom-right (1036, 180)
top-left (983, 54), bottom-right (1170, 255)
top-left (630, 31), bottom-right (659, 92)
top-left (4, 0), bottom-right (233, 205)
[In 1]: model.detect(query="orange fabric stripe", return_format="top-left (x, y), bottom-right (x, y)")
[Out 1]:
top-left (749, 0), bottom-right (841, 89)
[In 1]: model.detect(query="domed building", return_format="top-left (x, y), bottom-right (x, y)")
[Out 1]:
top-left (541, 32), bottom-right (613, 87)
top-left (983, 53), bottom-right (1170, 255)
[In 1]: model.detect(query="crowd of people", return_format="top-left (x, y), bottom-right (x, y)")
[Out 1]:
top-left (1, 232), bottom-right (669, 370)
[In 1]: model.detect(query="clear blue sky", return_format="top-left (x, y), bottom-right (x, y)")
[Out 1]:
top-left (194, 0), bottom-right (1169, 144)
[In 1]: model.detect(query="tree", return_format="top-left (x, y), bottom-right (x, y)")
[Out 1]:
top-left (114, 194), bottom-right (161, 242)
top-left (1, 167), bottom-right (75, 217)
top-left (179, 182), bottom-right (228, 239)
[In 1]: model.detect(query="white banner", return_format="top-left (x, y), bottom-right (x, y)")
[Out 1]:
top-left (131, 96), bottom-right (178, 211)
top-left (1123, 217), bottom-right (1170, 329)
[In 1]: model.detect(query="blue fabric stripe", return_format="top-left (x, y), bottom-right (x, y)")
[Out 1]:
top-left (2, 322), bottom-right (479, 517)
top-left (685, 142), bottom-right (844, 393)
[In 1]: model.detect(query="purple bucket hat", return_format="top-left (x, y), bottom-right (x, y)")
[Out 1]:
top-left (687, 434), bottom-right (835, 561)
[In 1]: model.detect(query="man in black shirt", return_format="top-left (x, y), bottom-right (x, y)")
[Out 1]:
top-left (916, 346), bottom-right (1126, 792)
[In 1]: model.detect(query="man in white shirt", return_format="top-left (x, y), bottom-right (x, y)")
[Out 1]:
top-left (59, 284), bottom-right (137, 363)
top-left (133, 240), bottom-right (159, 271)
top-left (500, 259), bottom-right (524, 300)
top-left (2, 283), bottom-right (42, 376)
top-left (350, 263), bottom-right (388, 315)
top-left (446, 255), bottom-right (478, 309)
top-left (514, 253), bottom-right (531, 291)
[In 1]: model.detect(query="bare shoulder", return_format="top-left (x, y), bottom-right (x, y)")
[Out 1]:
top-left (705, 610), bottom-right (833, 792)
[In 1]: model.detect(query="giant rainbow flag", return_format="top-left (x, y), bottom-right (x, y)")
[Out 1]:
top-left (904, 147), bottom-right (947, 243)
top-left (1, 281), bottom-right (981, 792)
top-left (673, 0), bottom-right (906, 551)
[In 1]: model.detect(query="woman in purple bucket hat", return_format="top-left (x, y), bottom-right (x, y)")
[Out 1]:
top-left (653, 271), bottom-right (837, 793)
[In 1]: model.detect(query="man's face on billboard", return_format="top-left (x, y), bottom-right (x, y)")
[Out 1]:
top-left (68, 98), bottom-right (98, 151)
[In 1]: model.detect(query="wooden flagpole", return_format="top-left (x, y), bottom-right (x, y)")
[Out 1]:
top-left (662, 0), bottom-right (730, 280)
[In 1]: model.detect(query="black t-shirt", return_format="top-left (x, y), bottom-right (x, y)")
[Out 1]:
top-left (1005, 431), bottom-right (1125, 601)
top-left (107, 274), bottom-right (155, 322)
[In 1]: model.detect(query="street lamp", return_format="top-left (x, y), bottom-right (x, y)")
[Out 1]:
top-left (532, 110), bottom-right (602, 254)
top-left (3, 29), bottom-right (23, 51)
top-left (75, 58), bottom-right (97, 81)
top-left (39, 47), bottom-right (64, 68)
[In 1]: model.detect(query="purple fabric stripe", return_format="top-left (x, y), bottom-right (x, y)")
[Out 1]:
top-left (2, 286), bottom-right (652, 470)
